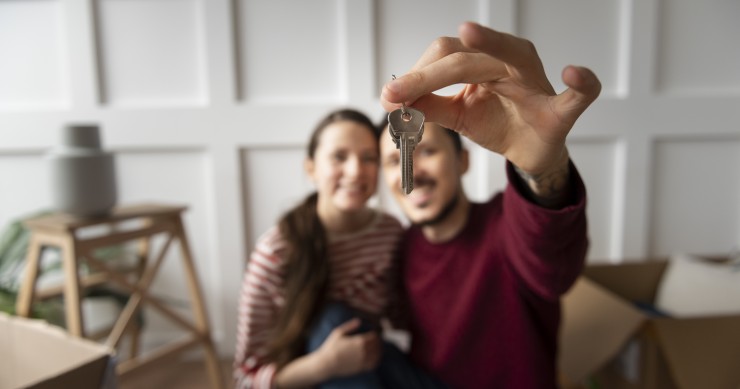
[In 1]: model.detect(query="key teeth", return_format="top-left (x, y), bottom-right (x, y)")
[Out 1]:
top-left (401, 182), bottom-right (413, 195)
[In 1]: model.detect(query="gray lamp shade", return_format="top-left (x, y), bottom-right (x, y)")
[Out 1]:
top-left (48, 124), bottom-right (117, 216)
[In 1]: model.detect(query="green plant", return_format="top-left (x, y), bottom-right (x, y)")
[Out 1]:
top-left (0, 212), bottom-right (51, 316)
top-left (0, 212), bottom-right (130, 328)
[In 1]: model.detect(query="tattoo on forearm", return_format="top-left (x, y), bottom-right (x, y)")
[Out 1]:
top-left (513, 161), bottom-right (571, 208)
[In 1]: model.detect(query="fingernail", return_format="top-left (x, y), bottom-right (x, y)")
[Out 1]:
top-left (381, 84), bottom-right (400, 104)
top-left (380, 87), bottom-right (390, 102)
top-left (566, 65), bottom-right (584, 82)
top-left (386, 79), bottom-right (402, 94)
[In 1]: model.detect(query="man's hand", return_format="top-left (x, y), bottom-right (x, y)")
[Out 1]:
top-left (380, 22), bottom-right (601, 177)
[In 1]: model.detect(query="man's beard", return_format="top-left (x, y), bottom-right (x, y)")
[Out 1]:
top-left (413, 192), bottom-right (460, 227)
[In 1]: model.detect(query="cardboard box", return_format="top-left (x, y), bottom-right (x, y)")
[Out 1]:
top-left (559, 259), bottom-right (740, 389)
top-left (0, 312), bottom-right (115, 389)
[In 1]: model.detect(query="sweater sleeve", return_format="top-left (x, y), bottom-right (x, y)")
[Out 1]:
top-left (502, 159), bottom-right (588, 301)
top-left (233, 228), bottom-right (285, 389)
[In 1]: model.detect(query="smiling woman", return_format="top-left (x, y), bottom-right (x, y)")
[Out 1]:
top-left (233, 108), bottom-right (449, 389)
top-left (304, 119), bottom-right (380, 231)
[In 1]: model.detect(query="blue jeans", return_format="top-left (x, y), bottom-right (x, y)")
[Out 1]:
top-left (306, 302), bottom-right (448, 389)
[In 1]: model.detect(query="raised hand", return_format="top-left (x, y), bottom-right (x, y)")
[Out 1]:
top-left (380, 22), bottom-right (601, 177)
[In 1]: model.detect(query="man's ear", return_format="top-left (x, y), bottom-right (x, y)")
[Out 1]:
top-left (458, 148), bottom-right (470, 175)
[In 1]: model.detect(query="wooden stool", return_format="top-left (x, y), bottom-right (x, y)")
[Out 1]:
top-left (15, 203), bottom-right (225, 389)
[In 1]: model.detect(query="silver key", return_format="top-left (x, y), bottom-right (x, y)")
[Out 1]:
top-left (388, 105), bottom-right (425, 194)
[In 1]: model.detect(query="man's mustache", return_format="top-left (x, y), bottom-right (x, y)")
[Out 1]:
top-left (413, 176), bottom-right (435, 188)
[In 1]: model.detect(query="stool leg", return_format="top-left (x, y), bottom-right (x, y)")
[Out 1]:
top-left (127, 321), bottom-right (142, 361)
top-left (61, 235), bottom-right (85, 337)
top-left (127, 217), bottom-right (152, 360)
top-left (172, 216), bottom-right (225, 389)
top-left (16, 233), bottom-right (43, 317)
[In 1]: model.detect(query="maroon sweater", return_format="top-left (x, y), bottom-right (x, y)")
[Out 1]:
top-left (400, 162), bottom-right (588, 389)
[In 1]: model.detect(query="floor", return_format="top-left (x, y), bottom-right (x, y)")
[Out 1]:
top-left (118, 358), bottom-right (232, 389)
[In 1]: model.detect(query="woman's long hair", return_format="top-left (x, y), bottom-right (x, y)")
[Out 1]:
top-left (264, 108), bottom-right (378, 368)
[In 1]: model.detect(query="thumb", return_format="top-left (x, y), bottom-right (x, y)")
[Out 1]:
top-left (552, 65), bottom-right (601, 125)
top-left (334, 318), bottom-right (361, 336)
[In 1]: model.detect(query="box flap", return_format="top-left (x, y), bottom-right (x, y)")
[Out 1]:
top-left (0, 315), bottom-right (12, 387)
top-left (655, 254), bottom-right (740, 317)
top-left (651, 316), bottom-right (740, 389)
top-left (0, 313), bottom-right (113, 389)
top-left (583, 260), bottom-right (668, 303)
top-left (559, 277), bottom-right (646, 383)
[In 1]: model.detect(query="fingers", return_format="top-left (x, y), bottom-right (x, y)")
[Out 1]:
top-left (332, 324), bottom-right (381, 371)
top-left (459, 21), bottom-right (555, 96)
top-left (358, 332), bottom-right (381, 370)
top-left (380, 21), bottom-right (533, 109)
top-left (562, 65), bottom-right (601, 99)
top-left (458, 22), bottom-right (536, 69)
top-left (381, 52), bottom-right (507, 110)
top-left (388, 93), bottom-right (460, 131)
top-left (384, 37), bottom-right (466, 107)
top-left (408, 36), bottom-right (472, 73)
top-left (551, 65), bottom-right (602, 124)
top-left (333, 317), bottom-right (361, 336)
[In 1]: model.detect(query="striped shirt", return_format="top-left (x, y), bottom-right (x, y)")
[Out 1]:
top-left (233, 211), bottom-right (403, 388)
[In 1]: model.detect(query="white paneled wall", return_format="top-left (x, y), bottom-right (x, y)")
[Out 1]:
top-left (568, 140), bottom-right (620, 263)
top-left (656, 0), bottom-right (740, 95)
top-left (241, 146), bottom-right (313, 245)
top-left (518, 0), bottom-right (623, 97)
top-left (0, 1), bottom-right (68, 110)
top-left (376, 0), bottom-right (478, 97)
top-left (650, 139), bottom-right (740, 255)
top-left (1, 0), bottom-right (739, 357)
top-left (96, 0), bottom-right (207, 106)
top-left (238, 0), bottom-right (341, 102)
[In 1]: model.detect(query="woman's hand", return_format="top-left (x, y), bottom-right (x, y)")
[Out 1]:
top-left (273, 318), bottom-right (381, 388)
top-left (380, 21), bottom-right (601, 176)
top-left (315, 318), bottom-right (382, 378)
